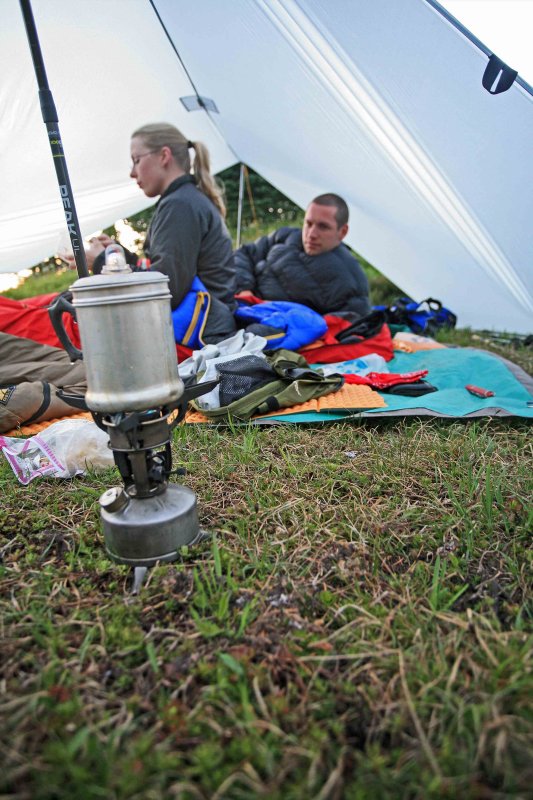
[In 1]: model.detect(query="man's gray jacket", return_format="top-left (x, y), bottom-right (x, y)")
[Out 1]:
top-left (235, 226), bottom-right (371, 318)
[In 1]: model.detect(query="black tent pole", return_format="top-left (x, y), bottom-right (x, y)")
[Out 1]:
top-left (19, 0), bottom-right (89, 278)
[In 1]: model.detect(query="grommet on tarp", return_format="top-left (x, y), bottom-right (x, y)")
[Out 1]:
top-left (180, 95), bottom-right (219, 113)
top-left (482, 54), bottom-right (518, 94)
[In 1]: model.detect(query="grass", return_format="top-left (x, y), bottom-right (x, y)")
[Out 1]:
top-left (2, 266), bottom-right (75, 300)
top-left (0, 271), bottom-right (532, 799)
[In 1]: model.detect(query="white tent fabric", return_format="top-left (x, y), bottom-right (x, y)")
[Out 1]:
top-left (1, 0), bottom-right (531, 332)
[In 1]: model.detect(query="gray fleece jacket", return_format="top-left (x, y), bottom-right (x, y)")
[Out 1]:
top-left (144, 175), bottom-right (237, 342)
top-left (94, 176), bottom-right (238, 343)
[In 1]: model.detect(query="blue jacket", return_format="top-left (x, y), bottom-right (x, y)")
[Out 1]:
top-left (172, 277), bottom-right (211, 348)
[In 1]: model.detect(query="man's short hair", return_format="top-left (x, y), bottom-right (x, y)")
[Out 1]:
top-left (311, 193), bottom-right (349, 228)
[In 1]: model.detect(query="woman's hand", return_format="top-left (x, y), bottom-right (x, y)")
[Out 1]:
top-left (65, 234), bottom-right (115, 271)
top-left (92, 234), bottom-right (115, 250)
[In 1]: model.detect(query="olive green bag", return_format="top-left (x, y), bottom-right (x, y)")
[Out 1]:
top-left (191, 349), bottom-right (343, 421)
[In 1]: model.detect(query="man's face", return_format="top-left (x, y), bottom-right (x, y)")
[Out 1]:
top-left (302, 202), bottom-right (348, 256)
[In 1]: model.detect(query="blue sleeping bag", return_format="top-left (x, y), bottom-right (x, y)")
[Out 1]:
top-left (235, 300), bottom-right (327, 351)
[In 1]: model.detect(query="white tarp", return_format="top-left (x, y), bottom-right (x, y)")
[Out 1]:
top-left (1, 0), bottom-right (531, 332)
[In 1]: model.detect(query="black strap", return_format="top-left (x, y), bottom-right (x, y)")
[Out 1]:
top-left (336, 310), bottom-right (386, 343)
top-left (24, 381), bottom-right (51, 424)
top-left (263, 396), bottom-right (280, 412)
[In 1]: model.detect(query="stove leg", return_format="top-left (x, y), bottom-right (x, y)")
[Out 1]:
top-left (132, 566), bottom-right (149, 594)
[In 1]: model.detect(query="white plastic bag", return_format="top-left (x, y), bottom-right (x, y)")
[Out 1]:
top-left (0, 419), bottom-right (115, 485)
top-left (320, 353), bottom-right (389, 377)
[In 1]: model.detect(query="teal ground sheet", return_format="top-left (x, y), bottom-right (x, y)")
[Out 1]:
top-left (260, 347), bottom-right (533, 423)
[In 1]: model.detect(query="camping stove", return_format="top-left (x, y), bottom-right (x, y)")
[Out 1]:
top-left (52, 247), bottom-right (212, 576)
top-left (96, 405), bottom-right (204, 567)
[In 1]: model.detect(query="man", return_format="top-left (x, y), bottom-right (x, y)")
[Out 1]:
top-left (235, 194), bottom-right (371, 318)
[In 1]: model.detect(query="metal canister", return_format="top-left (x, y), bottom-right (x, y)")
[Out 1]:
top-left (70, 271), bottom-right (183, 412)
top-left (100, 484), bottom-right (203, 566)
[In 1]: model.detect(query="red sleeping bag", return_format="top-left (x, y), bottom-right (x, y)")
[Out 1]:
top-left (0, 292), bottom-right (193, 362)
top-left (300, 314), bottom-right (394, 363)
top-left (1, 294), bottom-right (390, 366)
top-left (0, 293), bottom-right (81, 350)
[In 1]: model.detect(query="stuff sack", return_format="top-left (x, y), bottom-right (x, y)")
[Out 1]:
top-left (375, 297), bottom-right (457, 335)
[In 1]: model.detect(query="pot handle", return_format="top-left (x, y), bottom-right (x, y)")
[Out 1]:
top-left (48, 292), bottom-right (83, 362)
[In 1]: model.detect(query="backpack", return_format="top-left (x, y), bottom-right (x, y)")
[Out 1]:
top-left (190, 349), bottom-right (344, 420)
top-left (375, 298), bottom-right (457, 335)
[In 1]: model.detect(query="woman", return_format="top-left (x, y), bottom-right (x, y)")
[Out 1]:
top-left (93, 122), bottom-right (237, 344)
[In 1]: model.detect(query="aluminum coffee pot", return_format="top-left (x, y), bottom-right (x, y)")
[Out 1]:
top-left (50, 245), bottom-right (183, 413)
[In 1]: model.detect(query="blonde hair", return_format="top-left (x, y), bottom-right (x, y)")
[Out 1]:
top-left (131, 122), bottom-right (226, 217)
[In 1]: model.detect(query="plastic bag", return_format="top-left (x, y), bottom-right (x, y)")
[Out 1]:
top-left (0, 419), bottom-right (115, 485)
top-left (320, 353), bottom-right (389, 377)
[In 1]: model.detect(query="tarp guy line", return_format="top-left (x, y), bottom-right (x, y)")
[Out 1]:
top-left (148, 0), bottom-right (240, 164)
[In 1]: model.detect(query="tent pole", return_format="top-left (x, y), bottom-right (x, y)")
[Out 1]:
top-left (235, 163), bottom-right (245, 249)
top-left (19, 0), bottom-right (88, 278)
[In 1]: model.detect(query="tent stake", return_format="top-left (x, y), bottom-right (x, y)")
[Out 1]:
top-left (19, 0), bottom-right (88, 278)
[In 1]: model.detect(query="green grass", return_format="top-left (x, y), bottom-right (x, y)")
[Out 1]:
top-left (2, 266), bottom-right (74, 299)
top-left (1, 417), bottom-right (532, 799)
top-left (1, 264), bottom-right (532, 799)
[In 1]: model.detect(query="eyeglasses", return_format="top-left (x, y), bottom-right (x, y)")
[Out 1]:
top-left (131, 150), bottom-right (159, 167)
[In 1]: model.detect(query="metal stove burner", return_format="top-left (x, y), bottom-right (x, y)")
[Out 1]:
top-left (58, 381), bottom-right (217, 578)
top-left (95, 404), bottom-right (210, 568)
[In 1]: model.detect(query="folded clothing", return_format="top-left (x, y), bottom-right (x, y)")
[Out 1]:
top-left (179, 330), bottom-right (267, 380)
top-left (179, 331), bottom-right (268, 410)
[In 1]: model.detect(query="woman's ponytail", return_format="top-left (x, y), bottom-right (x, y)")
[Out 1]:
top-left (190, 140), bottom-right (226, 218)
